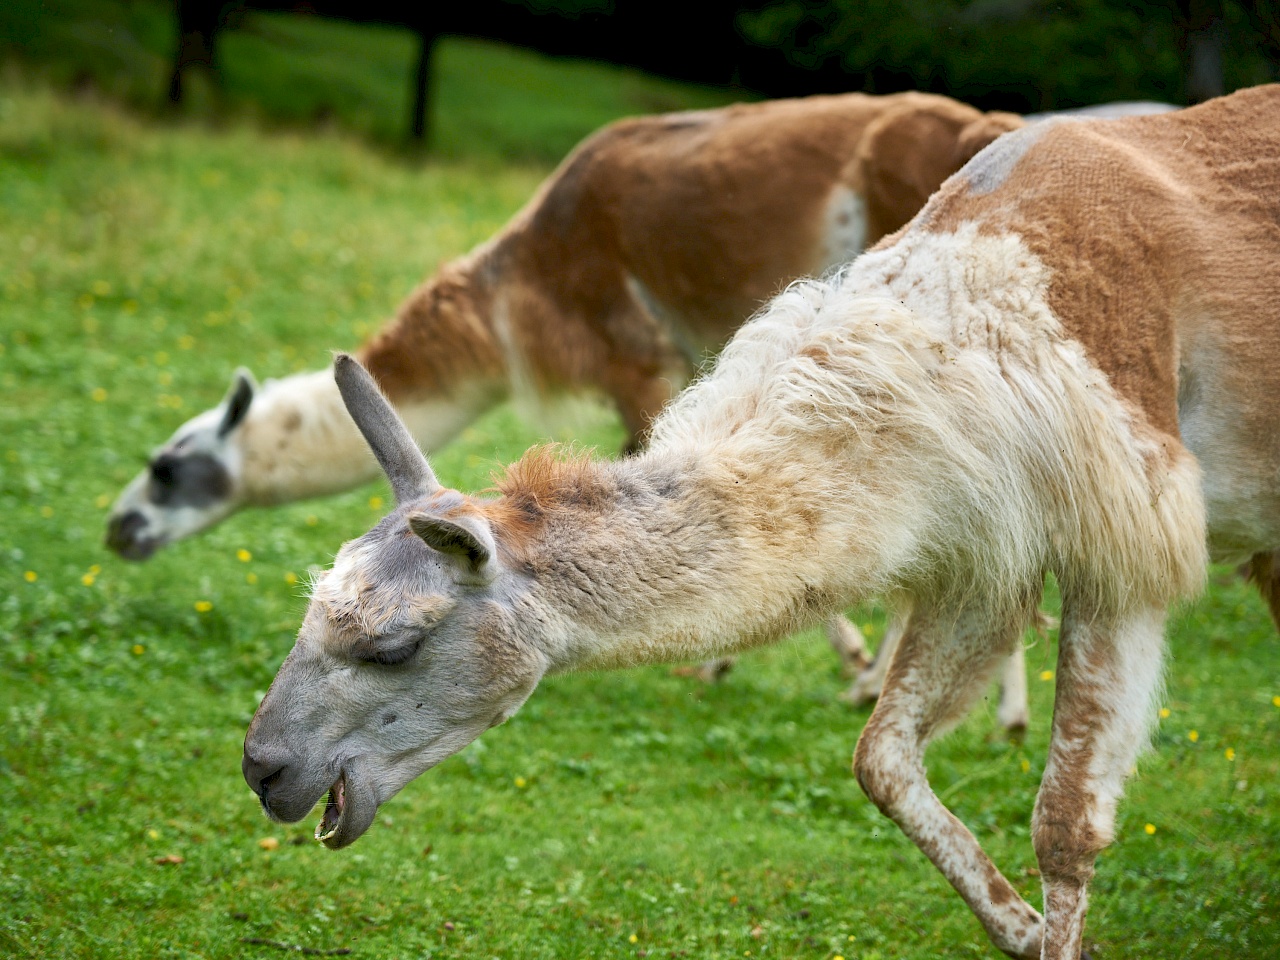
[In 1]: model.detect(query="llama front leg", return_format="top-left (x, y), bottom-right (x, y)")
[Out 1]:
top-left (853, 606), bottom-right (1044, 959)
top-left (846, 614), bottom-right (1031, 737)
top-left (1033, 605), bottom-right (1166, 959)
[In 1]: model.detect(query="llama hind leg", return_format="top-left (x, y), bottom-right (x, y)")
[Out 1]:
top-left (825, 616), bottom-right (873, 676)
top-left (1247, 551), bottom-right (1280, 632)
top-left (1033, 604), bottom-right (1166, 960)
top-left (996, 643), bottom-right (1029, 735)
top-left (854, 605), bottom-right (1043, 959)
top-left (676, 615), bottom-right (864, 684)
top-left (839, 612), bottom-right (907, 705)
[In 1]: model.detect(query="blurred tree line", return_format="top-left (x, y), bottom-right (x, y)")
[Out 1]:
top-left (730, 0), bottom-right (1279, 109)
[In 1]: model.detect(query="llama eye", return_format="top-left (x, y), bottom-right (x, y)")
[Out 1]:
top-left (150, 458), bottom-right (176, 486)
top-left (357, 638), bottom-right (423, 667)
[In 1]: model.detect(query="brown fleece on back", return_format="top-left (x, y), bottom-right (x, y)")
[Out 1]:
top-left (357, 258), bottom-right (504, 400)
top-left (918, 85), bottom-right (1280, 442)
top-left (851, 94), bottom-right (1024, 244)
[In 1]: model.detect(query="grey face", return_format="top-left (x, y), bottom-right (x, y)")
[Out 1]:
top-left (105, 370), bottom-right (254, 560)
top-left (241, 499), bottom-right (544, 848)
top-left (242, 355), bottom-right (547, 849)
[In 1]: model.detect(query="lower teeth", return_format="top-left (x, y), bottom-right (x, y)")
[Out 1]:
top-left (314, 787), bottom-right (340, 842)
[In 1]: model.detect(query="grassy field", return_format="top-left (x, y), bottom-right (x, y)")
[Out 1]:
top-left (3, 24), bottom-right (1280, 960)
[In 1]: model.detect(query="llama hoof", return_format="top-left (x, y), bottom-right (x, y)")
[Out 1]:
top-left (999, 712), bottom-right (1029, 740)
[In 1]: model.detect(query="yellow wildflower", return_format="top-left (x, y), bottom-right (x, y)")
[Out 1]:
top-left (1020, 758), bottom-right (1031, 773)
top-left (40, 506), bottom-right (53, 518)
top-left (132, 644), bottom-right (145, 655)
top-left (284, 572), bottom-right (298, 586)
top-left (369, 496), bottom-right (384, 510)
top-left (148, 829), bottom-right (160, 840)
top-left (91, 387), bottom-right (107, 402)
top-left (1188, 730), bottom-right (1199, 743)
top-left (514, 776), bottom-right (527, 789)
top-left (81, 574), bottom-right (95, 587)
top-left (1225, 748), bottom-right (1236, 761)
top-left (1144, 823), bottom-right (1156, 835)
top-left (194, 600), bottom-right (213, 613)
top-left (1159, 707), bottom-right (1171, 719)
top-left (95, 494), bottom-right (111, 509)
top-left (628, 934), bottom-right (638, 944)
top-left (23, 571), bottom-right (37, 583)
top-left (1039, 670), bottom-right (1054, 681)
top-left (246, 572), bottom-right (258, 585)
top-left (90, 565), bottom-right (101, 575)
top-left (236, 549), bottom-right (252, 562)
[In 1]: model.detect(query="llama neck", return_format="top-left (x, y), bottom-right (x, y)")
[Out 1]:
top-left (239, 255), bottom-right (509, 508)
top-left (516, 450), bottom-right (894, 674)
top-left (237, 369), bottom-right (502, 506)
top-left (357, 252), bottom-right (509, 414)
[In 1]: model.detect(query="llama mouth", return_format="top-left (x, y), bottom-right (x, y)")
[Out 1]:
top-left (315, 772), bottom-right (346, 845)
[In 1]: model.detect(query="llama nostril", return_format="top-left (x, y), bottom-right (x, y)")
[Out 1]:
top-left (241, 750), bottom-right (286, 799)
top-left (105, 510), bottom-right (158, 560)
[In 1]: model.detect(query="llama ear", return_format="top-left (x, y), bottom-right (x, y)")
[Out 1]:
top-left (408, 511), bottom-right (496, 583)
top-left (218, 368), bottom-right (257, 437)
top-left (333, 353), bottom-right (440, 503)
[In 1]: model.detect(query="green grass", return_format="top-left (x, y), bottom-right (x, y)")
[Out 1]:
top-left (3, 63), bottom-right (1280, 960)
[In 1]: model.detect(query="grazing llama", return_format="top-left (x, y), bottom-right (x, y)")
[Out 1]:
top-left (243, 86), bottom-right (1279, 958)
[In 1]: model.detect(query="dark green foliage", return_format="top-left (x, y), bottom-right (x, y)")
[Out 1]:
top-left (736, 0), bottom-right (1278, 109)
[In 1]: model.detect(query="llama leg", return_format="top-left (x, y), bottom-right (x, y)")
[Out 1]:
top-left (609, 367), bottom-right (678, 456)
top-left (1033, 605), bottom-right (1165, 960)
top-left (825, 616), bottom-right (872, 676)
top-left (840, 612), bottom-right (907, 706)
top-left (1246, 551), bottom-right (1280, 631)
top-left (996, 644), bottom-right (1029, 735)
top-left (854, 606), bottom-right (1043, 959)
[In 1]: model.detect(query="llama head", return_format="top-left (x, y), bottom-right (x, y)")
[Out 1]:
top-left (105, 370), bottom-right (256, 560)
top-left (242, 355), bottom-right (546, 848)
